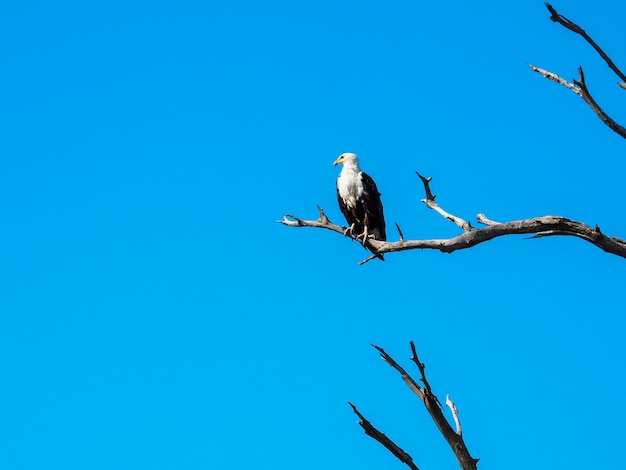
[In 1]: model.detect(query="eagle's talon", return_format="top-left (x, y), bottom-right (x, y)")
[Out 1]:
top-left (343, 223), bottom-right (356, 238)
top-left (359, 225), bottom-right (369, 247)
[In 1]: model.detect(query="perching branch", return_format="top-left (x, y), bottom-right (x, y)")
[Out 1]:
top-left (279, 174), bottom-right (626, 262)
top-left (280, 205), bottom-right (385, 265)
top-left (530, 4), bottom-right (626, 139)
top-left (360, 343), bottom-right (478, 470)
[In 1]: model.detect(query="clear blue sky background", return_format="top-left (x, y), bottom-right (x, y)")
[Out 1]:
top-left (1, 1), bottom-right (625, 469)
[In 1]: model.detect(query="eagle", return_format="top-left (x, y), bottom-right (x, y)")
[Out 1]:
top-left (333, 152), bottom-right (386, 258)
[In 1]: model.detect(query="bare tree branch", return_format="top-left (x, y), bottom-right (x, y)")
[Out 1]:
top-left (279, 174), bottom-right (626, 261)
top-left (544, 2), bottom-right (626, 86)
top-left (280, 205), bottom-right (385, 264)
top-left (445, 395), bottom-right (462, 437)
top-left (280, 206), bottom-right (384, 264)
top-left (395, 222), bottom-right (405, 242)
top-left (372, 343), bottom-right (479, 470)
top-left (528, 64), bottom-right (581, 94)
top-left (530, 4), bottom-right (626, 138)
top-left (348, 402), bottom-right (420, 470)
top-left (416, 172), bottom-right (472, 231)
top-left (476, 213), bottom-right (499, 226)
top-left (529, 64), bottom-right (626, 139)
top-left (372, 344), bottom-right (425, 401)
top-left (573, 67), bottom-right (626, 137)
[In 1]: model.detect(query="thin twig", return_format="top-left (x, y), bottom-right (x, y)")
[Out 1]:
top-left (415, 171), bottom-right (436, 201)
top-left (528, 64), bottom-right (581, 95)
top-left (357, 254), bottom-right (379, 266)
top-left (446, 395), bottom-right (462, 436)
top-left (409, 342), bottom-right (435, 399)
top-left (280, 206), bottom-right (384, 264)
top-left (476, 213), bottom-right (500, 226)
top-left (395, 222), bottom-right (405, 242)
top-left (416, 172), bottom-right (473, 232)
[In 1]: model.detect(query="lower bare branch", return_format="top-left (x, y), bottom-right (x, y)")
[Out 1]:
top-left (372, 344), bottom-right (425, 400)
top-left (373, 343), bottom-right (479, 470)
top-left (409, 342), bottom-right (435, 398)
top-left (348, 402), bottom-right (420, 470)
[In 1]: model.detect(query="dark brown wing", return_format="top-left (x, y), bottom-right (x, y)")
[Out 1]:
top-left (359, 172), bottom-right (386, 241)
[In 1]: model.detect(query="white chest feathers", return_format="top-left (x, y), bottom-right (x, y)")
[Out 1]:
top-left (337, 168), bottom-right (363, 209)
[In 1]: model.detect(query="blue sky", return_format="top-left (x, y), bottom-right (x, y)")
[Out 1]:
top-left (2, 1), bottom-right (626, 469)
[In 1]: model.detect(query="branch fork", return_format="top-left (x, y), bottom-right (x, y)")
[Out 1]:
top-left (530, 3), bottom-right (626, 138)
top-left (416, 172), bottom-right (473, 232)
top-left (349, 343), bottom-right (478, 470)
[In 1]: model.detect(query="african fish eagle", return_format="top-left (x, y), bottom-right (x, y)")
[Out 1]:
top-left (333, 153), bottom-right (386, 254)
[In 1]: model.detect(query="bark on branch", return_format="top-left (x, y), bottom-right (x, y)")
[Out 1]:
top-left (278, 175), bottom-right (626, 263)
top-left (350, 343), bottom-right (478, 470)
top-left (530, 4), bottom-right (626, 138)
top-left (529, 64), bottom-right (626, 138)
top-left (348, 402), bottom-right (420, 470)
top-left (544, 3), bottom-right (626, 85)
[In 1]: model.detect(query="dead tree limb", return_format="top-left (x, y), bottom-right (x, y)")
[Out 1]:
top-left (279, 205), bottom-right (385, 265)
top-left (362, 343), bottom-right (479, 470)
top-left (544, 3), bottom-right (626, 85)
top-left (445, 395), bottom-right (462, 437)
top-left (348, 402), bottom-right (420, 470)
top-left (416, 171), bottom-right (472, 232)
top-left (279, 175), bottom-right (626, 262)
top-left (530, 4), bottom-right (626, 139)
top-left (529, 64), bottom-right (626, 138)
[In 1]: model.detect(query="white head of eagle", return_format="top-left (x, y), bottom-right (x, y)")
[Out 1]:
top-left (333, 152), bottom-right (386, 242)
